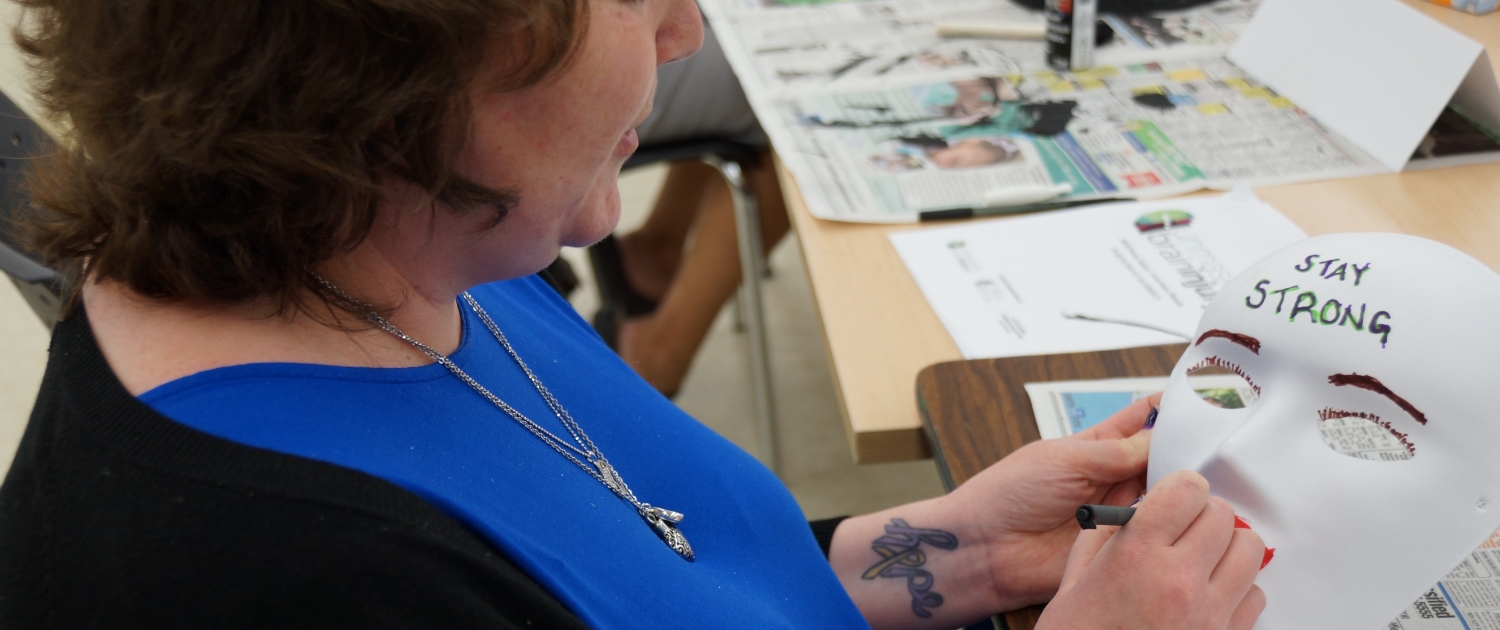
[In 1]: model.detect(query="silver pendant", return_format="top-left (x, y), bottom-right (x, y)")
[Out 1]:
top-left (643, 507), bottom-right (694, 561)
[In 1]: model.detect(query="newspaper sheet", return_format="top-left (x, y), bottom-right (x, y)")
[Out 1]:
top-left (1024, 376), bottom-right (1500, 629)
top-left (701, 0), bottom-right (1389, 222)
top-left (1389, 532), bottom-right (1500, 630)
top-left (771, 58), bottom-right (1382, 220)
top-left (703, 0), bottom-right (1259, 97)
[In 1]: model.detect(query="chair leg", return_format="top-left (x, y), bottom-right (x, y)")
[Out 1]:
top-left (703, 154), bottom-right (779, 475)
top-left (731, 292), bottom-right (746, 333)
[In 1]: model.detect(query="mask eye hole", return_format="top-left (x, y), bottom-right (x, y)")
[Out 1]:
top-left (1185, 356), bottom-right (1260, 409)
top-left (1318, 408), bottom-right (1414, 460)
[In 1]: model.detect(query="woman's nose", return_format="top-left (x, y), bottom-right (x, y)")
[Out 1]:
top-left (657, 0), bottom-right (704, 66)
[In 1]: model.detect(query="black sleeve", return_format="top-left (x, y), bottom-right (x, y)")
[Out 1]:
top-left (809, 516), bottom-right (850, 559)
top-left (1, 317), bottom-right (591, 630)
top-left (1, 434), bottom-right (591, 630)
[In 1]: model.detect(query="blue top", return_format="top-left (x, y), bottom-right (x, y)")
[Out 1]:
top-left (140, 276), bottom-right (869, 629)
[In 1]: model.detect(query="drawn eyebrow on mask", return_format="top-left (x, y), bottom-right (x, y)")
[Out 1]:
top-left (1195, 329), bottom-right (1261, 354)
top-left (1328, 373), bottom-right (1428, 426)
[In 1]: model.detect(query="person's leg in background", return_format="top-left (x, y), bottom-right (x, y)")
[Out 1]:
top-left (615, 161), bottom-right (716, 303)
top-left (617, 150), bottom-right (788, 395)
top-left (595, 22), bottom-right (790, 396)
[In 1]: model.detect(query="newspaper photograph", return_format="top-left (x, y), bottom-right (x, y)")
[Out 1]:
top-left (1025, 376), bottom-right (1500, 629)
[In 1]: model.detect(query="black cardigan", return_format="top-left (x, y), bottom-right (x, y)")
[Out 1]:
top-left (0, 312), bottom-right (846, 628)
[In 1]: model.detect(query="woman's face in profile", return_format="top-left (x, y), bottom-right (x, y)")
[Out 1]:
top-left (447, 0), bottom-right (703, 279)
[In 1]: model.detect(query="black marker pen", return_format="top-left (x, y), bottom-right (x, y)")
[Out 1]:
top-left (1076, 504), bottom-right (1136, 529)
top-left (1045, 0), bottom-right (1097, 71)
top-left (917, 196), bottom-right (1130, 222)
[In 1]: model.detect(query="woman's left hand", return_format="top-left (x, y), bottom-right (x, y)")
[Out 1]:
top-left (948, 392), bottom-right (1157, 612)
top-left (827, 393), bottom-right (1157, 629)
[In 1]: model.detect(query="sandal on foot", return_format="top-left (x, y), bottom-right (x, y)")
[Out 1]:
top-left (592, 301), bottom-right (624, 350)
top-left (588, 234), bottom-right (659, 318)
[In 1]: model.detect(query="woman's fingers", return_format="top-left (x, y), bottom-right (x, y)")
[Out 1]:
top-left (1226, 585), bottom-right (1267, 630)
top-left (1075, 392), bottom-right (1162, 441)
top-left (1036, 471), bottom-right (1268, 630)
top-left (1172, 496), bottom-right (1236, 571)
top-left (1065, 430), bottom-right (1151, 483)
top-left (1061, 393), bottom-right (1159, 484)
top-left (1211, 527), bottom-right (1266, 590)
top-left (1194, 505), bottom-right (1264, 625)
top-left (1097, 477), bottom-right (1145, 508)
top-left (1059, 527), bottom-right (1116, 593)
top-left (1121, 470), bottom-right (1210, 548)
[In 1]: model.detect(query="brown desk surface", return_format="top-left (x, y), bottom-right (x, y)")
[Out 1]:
top-left (915, 343), bottom-right (1188, 629)
top-left (782, 1), bottom-right (1500, 464)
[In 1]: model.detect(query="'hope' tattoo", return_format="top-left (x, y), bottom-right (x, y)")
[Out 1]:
top-left (860, 519), bottom-right (959, 618)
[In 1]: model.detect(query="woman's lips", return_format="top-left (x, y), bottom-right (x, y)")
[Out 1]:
top-left (616, 128), bottom-right (639, 156)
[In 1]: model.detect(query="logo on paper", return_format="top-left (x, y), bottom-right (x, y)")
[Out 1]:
top-left (1129, 209), bottom-right (1230, 305)
top-left (1135, 210), bottom-right (1193, 232)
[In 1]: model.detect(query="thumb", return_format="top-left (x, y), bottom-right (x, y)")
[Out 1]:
top-left (1067, 429), bottom-right (1151, 482)
top-left (1059, 527), bottom-right (1116, 594)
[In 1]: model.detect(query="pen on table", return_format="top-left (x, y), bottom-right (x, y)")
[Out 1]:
top-left (934, 21), bottom-right (1047, 40)
top-left (874, 54), bottom-right (912, 75)
top-left (935, 20), bottom-right (1114, 45)
top-left (830, 55), bottom-right (873, 78)
top-left (920, 183), bottom-right (1076, 221)
top-left (918, 192), bottom-right (1131, 222)
top-left (918, 197), bottom-right (1130, 221)
top-left (1076, 504), bottom-right (1135, 529)
top-left (1062, 312), bottom-right (1193, 340)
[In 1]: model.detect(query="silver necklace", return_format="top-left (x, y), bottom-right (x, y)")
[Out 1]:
top-left (311, 275), bottom-right (693, 560)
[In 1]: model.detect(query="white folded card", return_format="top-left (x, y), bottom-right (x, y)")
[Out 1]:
top-left (1228, 0), bottom-right (1500, 172)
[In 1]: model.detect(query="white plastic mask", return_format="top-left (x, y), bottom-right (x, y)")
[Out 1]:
top-left (1147, 233), bottom-right (1500, 630)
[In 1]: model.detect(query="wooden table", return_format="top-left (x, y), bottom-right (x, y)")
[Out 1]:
top-left (781, 1), bottom-right (1500, 463)
top-left (915, 344), bottom-right (1189, 629)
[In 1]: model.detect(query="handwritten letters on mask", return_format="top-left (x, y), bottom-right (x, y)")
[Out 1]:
top-left (1243, 254), bottom-right (1392, 348)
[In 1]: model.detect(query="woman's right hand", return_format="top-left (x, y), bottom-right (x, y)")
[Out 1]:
top-left (1035, 471), bottom-right (1266, 630)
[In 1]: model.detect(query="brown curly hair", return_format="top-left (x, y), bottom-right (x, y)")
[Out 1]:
top-left (15, 0), bottom-right (587, 313)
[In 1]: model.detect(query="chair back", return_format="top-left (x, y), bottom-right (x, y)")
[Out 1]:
top-left (0, 91), bottom-right (61, 328)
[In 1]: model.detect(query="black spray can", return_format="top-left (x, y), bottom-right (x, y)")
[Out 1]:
top-left (1045, 0), bottom-right (1097, 71)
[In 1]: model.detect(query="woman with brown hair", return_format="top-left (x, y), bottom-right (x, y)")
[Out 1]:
top-left (0, 0), bottom-right (1264, 628)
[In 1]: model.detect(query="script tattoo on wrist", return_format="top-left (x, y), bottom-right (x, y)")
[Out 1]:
top-left (860, 519), bottom-right (959, 618)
